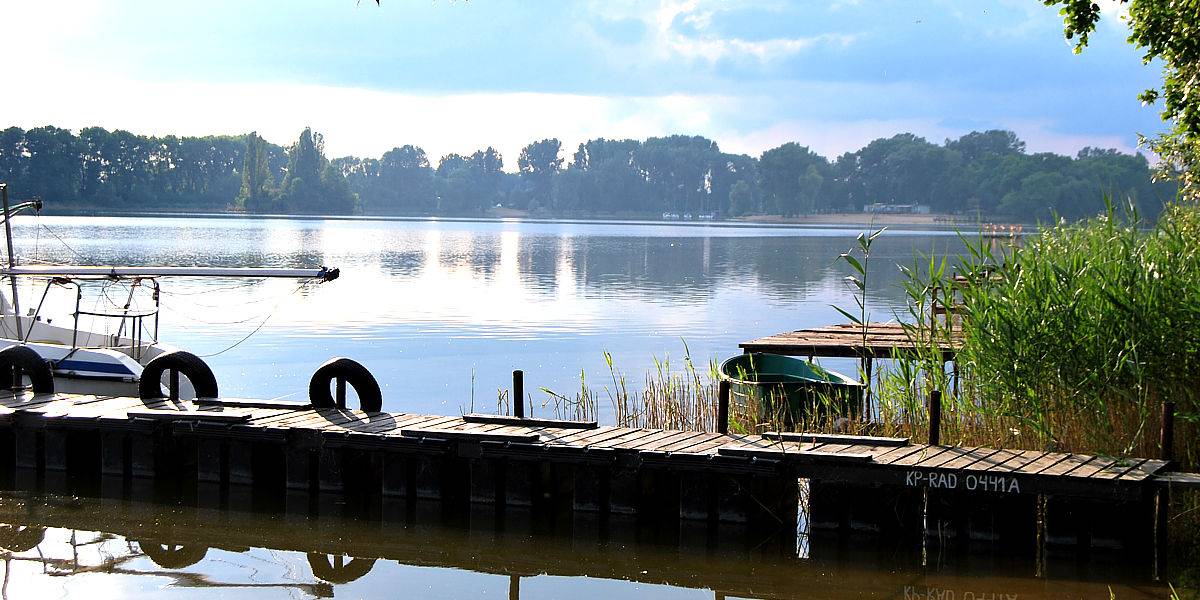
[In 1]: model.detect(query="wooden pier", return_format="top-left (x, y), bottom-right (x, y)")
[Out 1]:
top-left (0, 389), bottom-right (1192, 554)
top-left (739, 322), bottom-right (962, 359)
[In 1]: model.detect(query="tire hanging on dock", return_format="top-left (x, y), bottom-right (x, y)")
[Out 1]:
top-left (0, 345), bottom-right (54, 394)
top-left (308, 357), bottom-right (382, 412)
top-left (138, 350), bottom-right (219, 400)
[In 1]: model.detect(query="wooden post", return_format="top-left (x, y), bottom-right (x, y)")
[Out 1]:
top-left (335, 378), bottom-right (346, 409)
top-left (169, 369), bottom-right (180, 401)
top-left (928, 390), bottom-right (941, 446)
top-left (1160, 401), bottom-right (1175, 466)
top-left (513, 370), bottom-right (524, 419)
top-left (1155, 400), bottom-right (1175, 579)
top-left (716, 379), bottom-right (730, 435)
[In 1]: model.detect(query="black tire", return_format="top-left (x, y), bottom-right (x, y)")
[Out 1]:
top-left (137, 541), bottom-right (209, 569)
top-left (307, 552), bottom-right (376, 584)
top-left (139, 350), bottom-right (218, 399)
top-left (308, 357), bottom-right (382, 412)
top-left (0, 345), bottom-right (54, 394)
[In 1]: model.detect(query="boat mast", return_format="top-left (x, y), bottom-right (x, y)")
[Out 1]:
top-left (1, 184), bottom-right (22, 340)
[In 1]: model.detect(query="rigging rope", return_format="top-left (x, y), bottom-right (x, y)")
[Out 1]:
top-left (196, 280), bottom-right (316, 358)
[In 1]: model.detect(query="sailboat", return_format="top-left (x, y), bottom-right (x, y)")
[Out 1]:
top-left (0, 184), bottom-right (339, 398)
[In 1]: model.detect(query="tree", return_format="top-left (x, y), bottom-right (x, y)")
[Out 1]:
top-left (238, 131), bottom-right (275, 212)
top-left (1044, 0), bottom-right (1200, 196)
top-left (728, 179), bottom-right (756, 216)
top-left (273, 128), bottom-right (355, 214)
top-left (517, 138), bottom-right (562, 210)
top-left (759, 142), bottom-right (828, 216)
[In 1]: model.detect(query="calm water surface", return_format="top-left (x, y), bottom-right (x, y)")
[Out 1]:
top-left (12, 215), bottom-right (959, 414)
top-left (0, 494), bottom-right (1167, 600)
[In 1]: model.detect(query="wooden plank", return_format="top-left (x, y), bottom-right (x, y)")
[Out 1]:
top-left (631, 430), bottom-right (708, 452)
top-left (604, 432), bottom-right (681, 451)
top-left (889, 445), bottom-right (954, 467)
top-left (127, 409), bottom-right (250, 423)
top-left (462, 413), bottom-right (598, 429)
top-left (977, 448), bottom-right (1030, 472)
top-left (762, 431), bottom-right (909, 447)
top-left (940, 447), bottom-right (1005, 471)
top-left (1120, 459), bottom-right (1168, 481)
top-left (1067, 456), bottom-right (1119, 479)
top-left (1035, 454), bottom-right (1092, 477)
top-left (1093, 458), bottom-right (1149, 481)
top-left (541, 425), bottom-right (623, 445)
top-left (195, 398), bottom-right (312, 410)
top-left (584, 428), bottom-right (663, 449)
top-left (399, 428), bottom-right (539, 444)
top-left (872, 444), bottom-right (931, 465)
top-left (914, 446), bottom-right (979, 469)
top-left (1154, 472), bottom-right (1200, 489)
top-left (660, 433), bottom-right (729, 454)
top-left (717, 445), bottom-right (873, 463)
top-left (1000, 451), bottom-right (1063, 474)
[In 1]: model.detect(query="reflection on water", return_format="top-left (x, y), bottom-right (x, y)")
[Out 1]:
top-left (0, 493), bottom-right (1167, 600)
top-left (10, 216), bottom-right (963, 412)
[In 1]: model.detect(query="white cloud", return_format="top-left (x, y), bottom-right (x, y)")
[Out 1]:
top-left (0, 66), bottom-right (738, 169)
top-left (591, 0), bottom-right (854, 64)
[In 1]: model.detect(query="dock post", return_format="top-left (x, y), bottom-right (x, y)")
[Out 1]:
top-left (716, 380), bottom-right (730, 435)
top-left (928, 390), bottom-right (942, 446)
top-left (1160, 401), bottom-right (1175, 466)
top-left (513, 370), bottom-right (524, 419)
top-left (1155, 400), bottom-right (1175, 580)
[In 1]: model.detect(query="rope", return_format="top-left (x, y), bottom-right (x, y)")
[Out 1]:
top-left (197, 280), bottom-right (316, 358)
top-left (37, 223), bottom-right (87, 262)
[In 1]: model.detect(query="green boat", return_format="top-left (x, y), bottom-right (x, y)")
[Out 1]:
top-left (719, 353), bottom-right (863, 425)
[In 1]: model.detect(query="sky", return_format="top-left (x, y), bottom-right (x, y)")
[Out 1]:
top-left (0, 0), bottom-right (1165, 169)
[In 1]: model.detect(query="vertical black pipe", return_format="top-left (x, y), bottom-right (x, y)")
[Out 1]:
top-left (1160, 401), bottom-right (1175, 466)
top-left (169, 369), bottom-right (180, 401)
top-left (717, 379), bottom-right (730, 435)
top-left (335, 378), bottom-right (347, 409)
top-left (513, 370), bottom-right (524, 418)
top-left (1155, 400), bottom-right (1176, 579)
top-left (928, 389), bottom-right (942, 446)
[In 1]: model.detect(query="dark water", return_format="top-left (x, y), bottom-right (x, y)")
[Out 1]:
top-left (11, 215), bottom-right (959, 414)
top-left (0, 494), bottom-right (1168, 600)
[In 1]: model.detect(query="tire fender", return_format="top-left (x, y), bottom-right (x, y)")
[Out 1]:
top-left (138, 350), bottom-right (219, 399)
top-left (308, 357), bottom-right (382, 412)
top-left (0, 345), bottom-right (54, 394)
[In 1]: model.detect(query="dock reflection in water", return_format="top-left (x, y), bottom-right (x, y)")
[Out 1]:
top-left (0, 493), bottom-right (1167, 599)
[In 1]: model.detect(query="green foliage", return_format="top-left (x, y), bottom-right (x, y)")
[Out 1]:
top-left (0, 124), bottom-right (1173, 219)
top-left (887, 202), bottom-right (1200, 464)
top-left (1044, 0), bottom-right (1200, 197)
top-left (238, 132), bottom-right (274, 212)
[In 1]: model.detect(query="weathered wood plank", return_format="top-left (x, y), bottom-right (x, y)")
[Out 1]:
top-left (761, 431), bottom-right (909, 447)
top-left (400, 428), bottom-right (539, 444)
top-left (462, 413), bottom-right (598, 429)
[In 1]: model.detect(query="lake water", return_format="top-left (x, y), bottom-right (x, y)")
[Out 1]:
top-left (0, 215), bottom-right (1176, 598)
top-left (0, 493), bottom-right (1168, 600)
top-left (11, 215), bottom-right (959, 414)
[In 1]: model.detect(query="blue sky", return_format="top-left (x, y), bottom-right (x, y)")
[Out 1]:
top-left (0, 0), bottom-right (1163, 167)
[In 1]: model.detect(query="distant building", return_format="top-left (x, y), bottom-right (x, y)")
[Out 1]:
top-left (863, 203), bottom-right (931, 214)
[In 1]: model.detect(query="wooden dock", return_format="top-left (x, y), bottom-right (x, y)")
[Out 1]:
top-left (0, 390), bottom-right (1190, 552)
top-left (739, 322), bottom-right (962, 359)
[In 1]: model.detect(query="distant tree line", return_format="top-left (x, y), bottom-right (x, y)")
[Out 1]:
top-left (0, 125), bottom-right (1175, 221)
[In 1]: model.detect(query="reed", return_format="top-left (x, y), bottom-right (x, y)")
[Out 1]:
top-left (878, 201), bottom-right (1200, 466)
